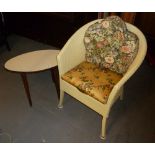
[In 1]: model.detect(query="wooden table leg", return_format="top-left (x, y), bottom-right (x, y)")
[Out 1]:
top-left (51, 67), bottom-right (60, 99)
top-left (20, 73), bottom-right (32, 107)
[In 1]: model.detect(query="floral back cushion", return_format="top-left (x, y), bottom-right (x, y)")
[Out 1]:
top-left (84, 16), bottom-right (139, 74)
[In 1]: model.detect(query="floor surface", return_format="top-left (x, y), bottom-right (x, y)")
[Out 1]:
top-left (0, 35), bottom-right (155, 142)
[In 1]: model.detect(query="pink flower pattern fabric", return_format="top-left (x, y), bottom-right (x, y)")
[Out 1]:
top-left (84, 16), bottom-right (139, 74)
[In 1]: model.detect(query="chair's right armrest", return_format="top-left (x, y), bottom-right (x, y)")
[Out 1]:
top-left (57, 19), bottom-right (102, 76)
top-left (57, 31), bottom-right (86, 76)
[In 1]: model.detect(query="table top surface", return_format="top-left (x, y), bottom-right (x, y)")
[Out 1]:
top-left (5, 49), bottom-right (60, 72)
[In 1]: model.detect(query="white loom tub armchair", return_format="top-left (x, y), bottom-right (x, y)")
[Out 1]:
top-left (57, 19), bottom-right (147, 140)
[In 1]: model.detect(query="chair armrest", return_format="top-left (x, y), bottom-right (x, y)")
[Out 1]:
top-left (57, 29), bottom-right (86, 76)
top-left (57, 19), bottom-right (102, 76)
top-left (106, 23), bottom-right (147, 110)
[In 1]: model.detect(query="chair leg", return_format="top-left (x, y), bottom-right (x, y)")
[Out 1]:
top-left (120, 86), bottom-right (124, 100)
top-left (58, 90), bottom-right (64, 109)
top-left (100, 117), bottom-right (107, 140)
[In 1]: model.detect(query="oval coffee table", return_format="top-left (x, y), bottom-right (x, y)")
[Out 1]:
top-left (5, 49), bottom-right (60, 107)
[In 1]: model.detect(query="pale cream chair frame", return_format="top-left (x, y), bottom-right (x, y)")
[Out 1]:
top-left (57, 19), bottom-right (147, 139)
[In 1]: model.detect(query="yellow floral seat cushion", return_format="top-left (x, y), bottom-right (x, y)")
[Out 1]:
top-left (62, 61), bottom-right (123, 104)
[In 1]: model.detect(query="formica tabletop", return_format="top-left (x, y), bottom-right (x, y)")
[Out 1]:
top-left (5, 49), bottom-right (60, 72)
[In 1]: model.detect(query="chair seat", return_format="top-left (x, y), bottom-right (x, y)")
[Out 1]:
top-left (62, 61), bottom-right (123, 104)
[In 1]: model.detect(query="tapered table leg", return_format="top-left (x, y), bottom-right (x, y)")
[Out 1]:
top-left (20, 73), bottom-right (32, 107)
top-left (51, 67), bottom-right (60, 99)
